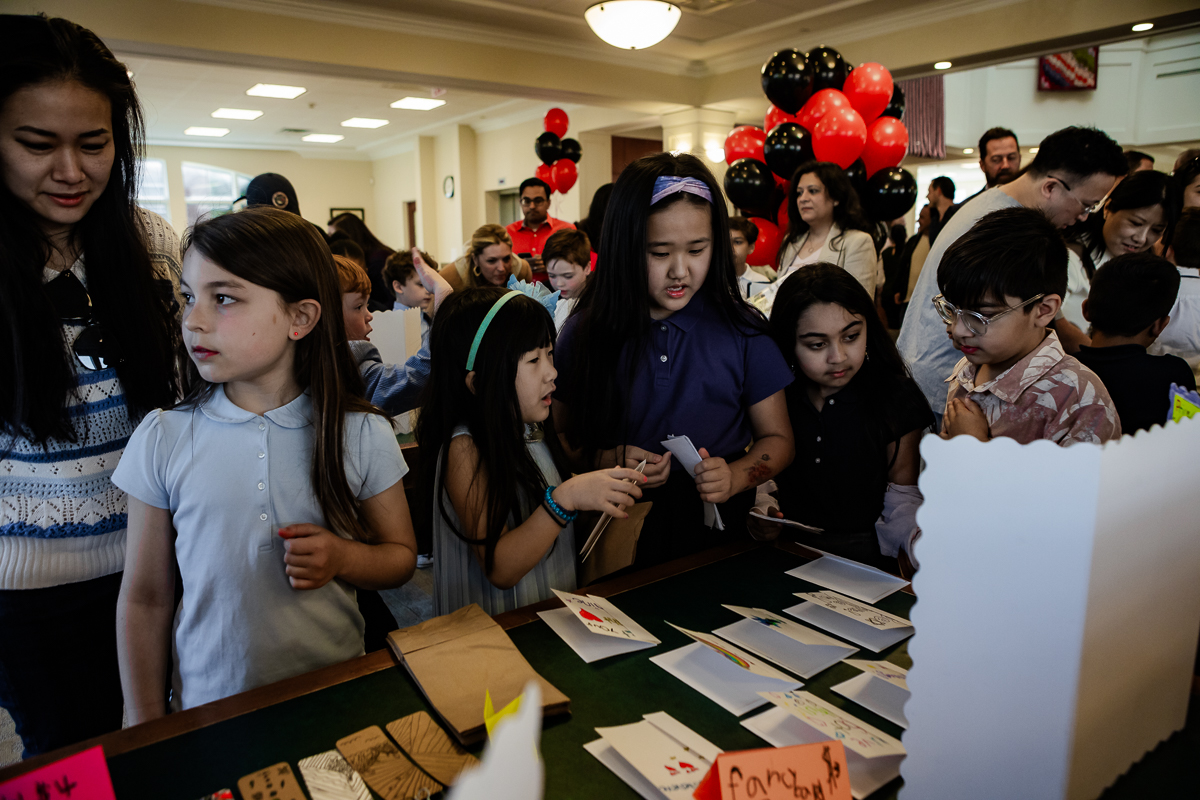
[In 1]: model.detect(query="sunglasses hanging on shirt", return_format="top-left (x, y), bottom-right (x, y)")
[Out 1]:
top-left (43, 269), bottom-right (116, 372)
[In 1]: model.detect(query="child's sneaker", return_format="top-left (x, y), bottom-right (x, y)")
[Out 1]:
top-left (416, 553), bottom-right (434, 569)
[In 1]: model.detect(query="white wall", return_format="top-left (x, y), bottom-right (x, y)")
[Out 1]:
top-left (371, 148), bottom-right (417, 251)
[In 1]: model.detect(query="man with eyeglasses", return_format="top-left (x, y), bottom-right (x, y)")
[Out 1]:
top-left (506, 177), bottom-right (576, 285)
top-left (898, 126), bottom-right (1127, 414)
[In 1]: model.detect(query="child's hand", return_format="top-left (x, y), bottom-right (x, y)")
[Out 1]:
top-left (279, 524), bottom-right (348, 590)
top-left (944, 397), bottom-right (990, 442)
top-left (618, 446), bottom-right (672, 488)
top-left (746, 508), bottom-right (784, 541)
top-left (695, 448), bottom-right (733, 504)
top-left (412, 248), bottom-right (453, 316)
top-left (554, 468), bottom-right (646, 518)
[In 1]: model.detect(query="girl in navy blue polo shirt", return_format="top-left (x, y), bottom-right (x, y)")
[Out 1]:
top-left (554, 152), bottom-right (795, 569)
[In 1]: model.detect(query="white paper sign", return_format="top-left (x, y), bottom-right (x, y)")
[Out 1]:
top-left (795, 591), bottom-right (912, 630)
top-left (759, 690), bottom-right (906, 759)
top-left (552, 589), bottom-right (660, 643)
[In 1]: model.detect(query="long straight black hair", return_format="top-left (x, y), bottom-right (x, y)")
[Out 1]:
top-left (416, 288), bottom-right (569, 574)
top-left (0, 15), bottom-right (178, 444)
top-left (1065, 169), bottom-right (1177, 278)
top-left (559, 151), bottom-right (764, 460)
top-left (777, 160), bottom-right (873, 269)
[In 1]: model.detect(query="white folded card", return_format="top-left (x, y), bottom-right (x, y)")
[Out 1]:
top-left (553, 589), bottom-right (660, 642)
top-left (661, 434), bottom-right (724, 530)
top-left (795, 591), bottom-right (912, 630)
top-left (786, 554), bottom-right (908, 603)
top-left (714, 607), bottom-right (857, 679)
top-left (758, 690), bottom-right (906, 758)
top-left (650, 643), bottom-right (801, 717)
top-left (585, 712), bottom-right (722, 800)
top-left (538, 608), bottom-right (658, 664)
top-left (831, 660), bottom-right (910, 729)
top-left (784, 601), bottom-right (914, 653)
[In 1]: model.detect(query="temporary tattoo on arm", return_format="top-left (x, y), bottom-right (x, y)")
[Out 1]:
top-left (745, 454), bottom-right (773, 486)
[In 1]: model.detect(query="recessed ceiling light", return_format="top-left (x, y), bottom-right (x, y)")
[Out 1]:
top-left (963, 147), bottom-right (975, 154)
top-left (1029, 147), bottom-right (1040, 154)
top-left (390, 97), bottom-right (446, 111)
top-left (302, 134), bottom-right (344, 143)
top-left (246, 83), bottom-right (306, 99)
top-left (212, 108), bottom-right (263, 120)
top-left (1132, 22), bottom-right (1154, 32)
top-left (934, 61), bottom-right (952, 70)
top-left (341, 118), bottom-right (389, 129)
top-left (184, 126), bottom-right (229, 137)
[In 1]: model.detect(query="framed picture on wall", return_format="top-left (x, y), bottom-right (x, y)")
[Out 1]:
top-left (1037, 47), bottom-right (1099, 91)
top-left (330, 207), bottom-right (365, 221)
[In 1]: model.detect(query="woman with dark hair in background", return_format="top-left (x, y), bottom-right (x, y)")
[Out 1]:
top-left (328, 211), bottom-right (395, 311)
top-left (0, 14), bottom-right (180, 755)
top-left (577, 182), bottom-right (613, 259)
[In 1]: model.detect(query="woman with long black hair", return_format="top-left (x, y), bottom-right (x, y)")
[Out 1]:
top-left (0, 14), bottom-right (179, 755)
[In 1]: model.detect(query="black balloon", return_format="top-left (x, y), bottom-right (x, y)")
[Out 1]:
top-left (724, 158), bottom-right (775, 215)
top-left (843, 159), bottom-right (867, 200)
top-left (763, 123), bottom-right (814, 182)
top-left (882, 84), bottom-right (905, 120)
top-left (863, 167), bottom-right (917, 221)
top-left (761, 49), bottom-right (814, 114)
top-left (560, 137), bottom-right (582, 163)
top-left (808, 45), bottom-right (849, 92)
top-left (535, 131), bottom-right (562, 165)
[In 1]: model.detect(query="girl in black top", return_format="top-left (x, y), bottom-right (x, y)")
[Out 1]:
top-left (753, 264), bottom-right (933, 573)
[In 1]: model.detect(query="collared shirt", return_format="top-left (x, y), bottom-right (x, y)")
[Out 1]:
top-left (112, 387), bottom-right (407, 709)
top-left (351, 336), bottom-right (431, 416)
top-left (1076, 344), bottom-right (1195, 434)
top-left (737, 269), bottom-right (772, 299)
top-left (505, 216), bottom-right (575, 262)
top-left (1150, 267), bottom-right (1200, 369)
top-left (556, 289), bottom-right (793, 465)
top-left (942, 330), bottom-right (1121, 446)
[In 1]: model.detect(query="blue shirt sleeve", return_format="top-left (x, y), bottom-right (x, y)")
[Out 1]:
top-left (350, 413), bottom-right (409, 501)
top-left (741, 331), bottom-right (794, 407)
top-left (111, 409), bottom-right (172, 510)
top-left (351, 339), bottom-right (431, 414)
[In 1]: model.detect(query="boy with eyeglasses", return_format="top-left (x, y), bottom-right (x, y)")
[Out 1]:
top-left (935, 208), bottom-right (1120, 445)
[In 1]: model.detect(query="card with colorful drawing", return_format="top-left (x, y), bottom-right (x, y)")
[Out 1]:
top-left (586, 712), bottom-right (722, 800)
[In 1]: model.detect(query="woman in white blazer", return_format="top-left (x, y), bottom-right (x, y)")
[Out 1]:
top-left (754, 161), bottom-right (879, 315)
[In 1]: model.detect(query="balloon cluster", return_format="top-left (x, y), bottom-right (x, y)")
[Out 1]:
top-left (534, 108), bottom-right (580, 194)
top-left (723, 45), bottom-right (917, 264)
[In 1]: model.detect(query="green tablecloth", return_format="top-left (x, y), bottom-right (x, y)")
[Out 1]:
top-left (101, 545), bottom-right (1199, 799)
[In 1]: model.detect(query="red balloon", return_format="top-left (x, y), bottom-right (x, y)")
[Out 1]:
top-left (842, 63), bottom-right (893, 124)
top-left (544, 108), bottom-right (569, 138)
top-left (764, 104), bottom-right (799, 134)
top-left (551, 158), bottom-right (577, 194)
top-left (776, 196), bottom-right (790, 230)
top-left (724, 126), bottom-right (767, 165)
top-left (773, 174), bottom-right (789, 190)
top-left (535, 162), bottom-right (557, 193)
top-left (861, 117), bottom-right (909, 178)
top-left (747, 217), bottom-right (781, 268)
top-left (812, 107), bottom-right (867, 169)
top-left (797, 89), bottom-right (851, 133)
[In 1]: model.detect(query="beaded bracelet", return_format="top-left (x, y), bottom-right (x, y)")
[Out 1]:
top-left (543, 485), bottom-right (578, 526)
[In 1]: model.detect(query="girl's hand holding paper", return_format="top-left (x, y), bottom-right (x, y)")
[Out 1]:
top-left (617, 445), bottom-right (672, 488)
top-left (694, 448), bottom-right (734, 504)
top-left (556, 467), bottom-right (646, 518)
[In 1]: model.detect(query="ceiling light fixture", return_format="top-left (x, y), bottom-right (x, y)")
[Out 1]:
top-left (585, 1), bottom-right (681, 50)
top-left (302, 134), bottom-right (344, 143)
top-left (246, 83), bottom-right (306, 99)
top-left (963, 148), bottom-right (975, 154)
top-left (391, 97), bottom-right (446, 111)
top-left (934, 61), bottom-right (952, 70)
top-left (184, 127), bottom-right (229, 137)
top-left (1132, 22), bottom-right (1154, 32)
top-left (341, 118), bottom-right (389, 129)
top-left (212, 108), bottom-right (263, 120)
top-left (705, 146), bottom-right (725, 164)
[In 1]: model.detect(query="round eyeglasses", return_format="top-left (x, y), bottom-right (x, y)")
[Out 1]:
top-left (932, 293), bottom-right (1045, 336)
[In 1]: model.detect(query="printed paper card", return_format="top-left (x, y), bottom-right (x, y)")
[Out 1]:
top-left (0, 746), bottom-right (116, 800)
top-left (643, 711), bottom-right (723, 763)
top-left (666, 623), bottom-right (794, 682)
top-left (758, 691), bottom-right (906, 759)
top-left (691, 741), bottom-right (852, 800)
top-left (722, 605), bottom-right (857, 648)
top-left (845, 659), bottom-right (908, 690)
top-left (553, 589), bottom-right (660, 643)
top-left (297, 751), bottom-right (372, 800)
top-left (335, 725), bottom-right (442, 800)
top-left (237, 763), bottom-right (306, 800)
top-left (794, 591), bottom-right (912, 630)
top-left (594, 718), bottom-right (714, 799)
top-left (386, 710), bottom-right (479, 787)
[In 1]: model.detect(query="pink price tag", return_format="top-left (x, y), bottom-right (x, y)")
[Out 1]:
top-left (0, 746), bottom-right (116, 800)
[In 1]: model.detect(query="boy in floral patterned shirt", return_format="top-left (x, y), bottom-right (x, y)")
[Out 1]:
top-left (933, 207), bottom-right (1121, 445)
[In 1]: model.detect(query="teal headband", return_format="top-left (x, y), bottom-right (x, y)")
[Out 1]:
top-left (465, 291), bottom-right (521, 371)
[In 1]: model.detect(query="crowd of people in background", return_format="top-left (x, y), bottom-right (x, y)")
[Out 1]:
top-left (4, 13), bottom-right (1200, 762)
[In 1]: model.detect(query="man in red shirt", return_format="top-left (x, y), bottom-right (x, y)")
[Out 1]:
top-left (506, 177), bottom-right (574, 284)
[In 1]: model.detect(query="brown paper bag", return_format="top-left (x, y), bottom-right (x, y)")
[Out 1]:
top-left (387, 604), bottom-right (570, 745)
top-left (579, 501), bottom-right (652, 586)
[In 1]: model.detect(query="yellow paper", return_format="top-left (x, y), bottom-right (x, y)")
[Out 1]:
top-left (483, 689), bottom-right (522, 738)
top-left (1172, 394), bottom-right (1200, 422)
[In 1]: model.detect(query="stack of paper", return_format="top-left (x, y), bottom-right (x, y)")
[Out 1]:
top-left (742, 691), bottom-right (906, 800)
top-left (650, 624), bottom-right (801, 716)
top-left (714, 606), bottom-right (857, 678)
top-left (785, 591), bottom-right (914, 652)
top-left (584, 712), bottom-right (723, 800)
top-left (786, 553), bottom-right (908, 603)
top-left (538, 589), bottom-right (660, 663)
top-left (661, 435), bottom-right (724, 530)
top-left (830, 660), bottom-right (910, 729)
top-left (387, 604), bottom-right (569, 745)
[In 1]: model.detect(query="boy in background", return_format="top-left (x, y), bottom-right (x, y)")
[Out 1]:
top-left (333, 254), bottom-right (373, 342)
top-left (936, 208), bottom-right (1120, 445)
top-left (543, 228), bottom-right (591, 331)
top-left (1077, 253), bottom-right (1195, 433)
top-left (382, 249), bottom-right (436, 339)
top-left (729, 216), bottom-right (772, 298)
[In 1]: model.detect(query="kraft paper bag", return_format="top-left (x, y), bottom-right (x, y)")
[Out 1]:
top-left (579, 502), bottom-right (652, 586)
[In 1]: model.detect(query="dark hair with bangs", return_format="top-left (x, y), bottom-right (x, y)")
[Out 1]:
top-left (1065, 169), bottom-right (1177, 277)
top-left (416, 287), bottom-right (567, 574)
top-left (778, 160), bottom-right (873, 269)
top-left (180, 206), bottom-right (387, 543)
top-left (1085, 252), bottom-right (1180, 337)
top-left (937, 207), bottom-right (1068, 310)
top-left (558, 151), bottom-right (764, 460)
top-left (0, 14), bottom-right (178, 444)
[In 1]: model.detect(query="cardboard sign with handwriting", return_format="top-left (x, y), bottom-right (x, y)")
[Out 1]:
top-left (692, 741), bottom-right (851, 800)
top-left (0, 746), bottom-right (116, 800)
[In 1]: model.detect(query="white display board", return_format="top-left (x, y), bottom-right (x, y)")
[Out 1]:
top-left (901, 419), bottom-right (1200, 800)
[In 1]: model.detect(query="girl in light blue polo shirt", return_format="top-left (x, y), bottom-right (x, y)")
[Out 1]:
top-left (113, 207), bottom-right (419, 721)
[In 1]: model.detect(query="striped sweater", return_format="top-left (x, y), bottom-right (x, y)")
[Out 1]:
top-left (0, 209), bottom-right (181, 589)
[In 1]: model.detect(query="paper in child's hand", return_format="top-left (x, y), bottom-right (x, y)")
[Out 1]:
top-left (580, 458), bottom-right (647, 561)
top-left (386, 711), bottom-right (479, 788)
top-left (845, 659), bottom-right (909, 689)
top-left (237, 762), bottom-right (306, 800)
top-left (335, 726), bottom-right (442, 800)
top-left (795, 591), bottom-right (912, 630)
top-left (297, 751), bottom-right (372, 800)
top-left (553, 589), bottom-right (660, 643)
top-left (758, 691), bottom-right (906, 758)
top-left (661, 435), bottom-right (725, 530)
top-left (666, 622), bottom-right (793, 682)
